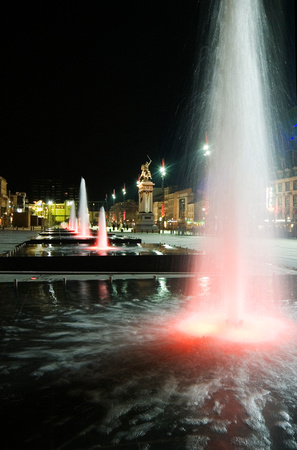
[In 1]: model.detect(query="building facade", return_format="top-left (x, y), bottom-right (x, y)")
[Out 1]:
top-left (271, 167), bottom-right (297, 224)
top-left (0, 177), bottom-right (9, 226)
top-left (29, 178), bottom-right (79, 203)
top-left (153, 187), bottom-right (206, 231)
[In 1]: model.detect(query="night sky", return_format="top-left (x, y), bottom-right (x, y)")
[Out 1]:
top-left (1, 0), bottom-right (202, 201)
top-left (1, 0), bottom-right (296, 201)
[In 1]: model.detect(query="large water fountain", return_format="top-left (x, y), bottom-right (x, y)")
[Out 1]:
top-left (68, 200), bottom-right (77, 232)
top-left (96, 206), bottom-right (109, 249)
top-left (78, 177), bottom-right (91, 237)
top-left (176, 0), bottom-right (290, 342)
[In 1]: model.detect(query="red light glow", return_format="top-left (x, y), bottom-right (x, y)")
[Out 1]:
top-left (174, 312), bottom-right (294, 344)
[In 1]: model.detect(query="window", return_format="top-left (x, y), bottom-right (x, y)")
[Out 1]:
top-left (278, 196), bottom-right (282, 208)
top-left (293, 180), bottom-right (297, 190)
top-left (285, 181), bottom-right (290, 191)
top-left (293, 196), bottom-right (297, 208)
top-left (179, 198), bottom-right (185, 219)
top-left (278, 183), bottom-right (282, 192)
top-left (285, 196), bottom-right (290, 208)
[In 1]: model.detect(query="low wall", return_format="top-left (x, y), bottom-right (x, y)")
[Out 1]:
top-left (0, 254), bottom-right (215, 274)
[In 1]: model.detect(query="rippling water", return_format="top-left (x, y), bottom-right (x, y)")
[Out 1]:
top-left (1, 276), bottom-right (297, 449)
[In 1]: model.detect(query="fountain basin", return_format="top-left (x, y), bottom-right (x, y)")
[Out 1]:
top-left (0, 253), bottom-right (208, 273)
top-left (30, 229), bottom-right (142, 246)
top-left (0, 232), bottom-right (208, 273)
top-left (0, 275), bottom-right (296, 449)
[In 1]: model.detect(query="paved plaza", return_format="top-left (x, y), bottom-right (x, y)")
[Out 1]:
top-left (0, 228), bottom-right (41, 256)
top-left (0, 228), bottom-right (297, 280)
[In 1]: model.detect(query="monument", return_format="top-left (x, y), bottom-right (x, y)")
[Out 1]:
top-left (135, 157), bottom-right (157, 232)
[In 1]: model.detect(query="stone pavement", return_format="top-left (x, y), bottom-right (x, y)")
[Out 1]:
top-left (128, 230), bottom-right (206, 250)
top-left (0, 228), bottom-right (40, 256)
top-left (0, 228), bottom-right (204, 252)
top-left (1, 228), bottom-right (297, 282)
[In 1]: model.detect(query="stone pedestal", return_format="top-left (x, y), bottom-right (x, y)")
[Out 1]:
top-left (135, 180), bottom-right (157, 232)
top-left (135, 211), bottom-right (155, 232)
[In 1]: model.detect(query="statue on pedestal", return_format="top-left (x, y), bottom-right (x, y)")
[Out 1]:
top-left (135, 156), bottom-right (157, 232)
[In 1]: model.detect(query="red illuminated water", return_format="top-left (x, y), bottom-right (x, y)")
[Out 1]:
top-left (175, 312), bottom-right (292, 344)
top-left (96, 206), bottom-right (109, 250)
top-left (173, 272), bottom-right (293, 345)
top-left (186, 0), bottom-right (283, 342)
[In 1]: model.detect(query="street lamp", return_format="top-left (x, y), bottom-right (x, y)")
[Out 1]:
top-left (160, 158), bottom-right (166, 231)
top-left (122, 183), bottom-right (126, 223)
top-left (203, 143), bottom-right (211, 156)
top-left (160, 163), bottom-right (166, 179)
top-left (112, 189), bottom-right (116, 223)
top-left (203, 132), bottom-right (211, 156)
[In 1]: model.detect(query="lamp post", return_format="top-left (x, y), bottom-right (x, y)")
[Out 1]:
top-left (112, 189), bottom-right (116, 224)
top-left (202, 133), bottom-right (211, 231)
top-left (160, 158), bottom-right (166, 231)
top-left (122, 183), bottom-right (126, 225)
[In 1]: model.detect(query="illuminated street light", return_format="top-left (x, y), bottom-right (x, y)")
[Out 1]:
top-left (203, 144), bottom-right (211, 156)
top-left (160, 158), bottom-right (166, 183)
top-left (160, 159), bottom-right (166, 229)
top-left (112, 189), bottom-right (116, 223)
top-left (122, 183), bottom-right (126, 223)
top-left (160, 164), bottom-right (166, 178)
top-left (203, 132), bottom-right (211, 156)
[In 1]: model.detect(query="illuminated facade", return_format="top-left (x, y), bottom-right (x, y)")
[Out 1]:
top-left (29, 200), bottom-right (74, 227)
top-left (153, 187), bottom-right (205, 231)
top-left (0, 177), bottom-right (9, 226)
top-left (272, 167), bottom-right (297, 223)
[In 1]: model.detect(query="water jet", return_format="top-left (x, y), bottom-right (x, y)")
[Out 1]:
top-left (175, 0), bottom-right (289, 341)
top-left (96, 206), bottom-right (109, 250)
top-left (68, 201), bottom-right (77, 232)
top-left (78, 177), bottom-right (91, 238)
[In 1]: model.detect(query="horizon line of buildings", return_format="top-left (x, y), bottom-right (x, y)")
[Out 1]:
top-left (0, 175), bottom-right (204, 230)
top-left (2, 168), bottom-right (297, 230)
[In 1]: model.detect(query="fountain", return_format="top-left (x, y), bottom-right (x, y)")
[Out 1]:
top-left (78, 177), bottom-right (91, 237)
top-left (176, 0), bottom-right (290, 341)
top-left (68, 200), bottom-right (77, 232)
top-left (96, 206), bottom-right (109, 249)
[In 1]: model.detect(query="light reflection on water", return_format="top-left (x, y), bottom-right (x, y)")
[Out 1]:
top-left (15, 243), bottom-right (146, 257)
top-left (1, 276), bottom-right (297, 449)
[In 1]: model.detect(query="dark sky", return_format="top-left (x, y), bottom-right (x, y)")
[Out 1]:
top-left (1, 0), bottom-right (296, 202)
top-left (1, 0), bottom-right (200, 201)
